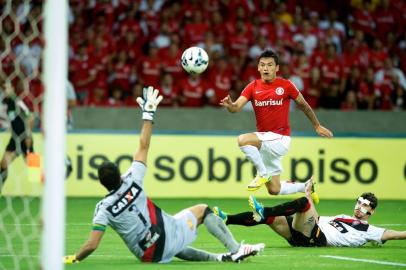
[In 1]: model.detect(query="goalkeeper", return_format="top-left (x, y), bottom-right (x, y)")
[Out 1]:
top-left (64, 86), bottom-right (265, 264)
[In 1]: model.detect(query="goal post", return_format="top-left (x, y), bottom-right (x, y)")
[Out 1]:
top-left (41, 0), bottom-right (68, 269)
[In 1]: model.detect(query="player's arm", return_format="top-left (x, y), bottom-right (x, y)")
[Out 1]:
top-left (220, 95), bottom-right (248, 113)
top-left (133, 120), bottom-right (153, 164)
top-left (64, 228), bottom-right (105, 263)
top-left (294, 92), bottom-right (333, 138)
top-left (133, 86), bottom-right (163, 164)
top-left (381, 229), bottom-right (406, 241)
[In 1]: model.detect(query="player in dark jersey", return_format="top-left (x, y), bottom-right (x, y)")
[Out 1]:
top-left (220, 50), bottom-right (333, 202)
top-left (214, 183), bottom-right (406, 247)
top-left (0, 83), bottom-right (34, 192)
top-left (64, 87), bottom-right (265, 264)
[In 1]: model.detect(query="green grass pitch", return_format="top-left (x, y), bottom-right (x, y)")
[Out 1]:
top-left (1, 197), bottom-right (406, 269)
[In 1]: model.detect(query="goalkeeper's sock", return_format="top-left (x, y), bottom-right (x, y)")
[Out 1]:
top-left (203, 209), bottom-right (240, 253)
top-left (239, 145), bottom-right (267, 177)
top-left (175, 246), bottom-right (218, 261)
top-left (278, 181), bottom-right (306, 195)
top-left (263, 197), bottom-right (310, 217)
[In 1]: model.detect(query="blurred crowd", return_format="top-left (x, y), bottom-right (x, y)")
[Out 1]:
top-left (1, 0), bottom-right (406, 112)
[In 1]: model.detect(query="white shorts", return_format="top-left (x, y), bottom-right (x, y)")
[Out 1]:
top-left (160, 209), bottom-right (198, 263)
top-left (255, 131), bottom-right (291, 176)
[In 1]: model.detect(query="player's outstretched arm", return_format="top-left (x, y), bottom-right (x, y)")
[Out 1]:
top-left (64, 230), bottom-right (105, 264)
top-left (381, 229), bottom-right (406, 241)
top-left (133, 86), bottom-right (163, 164)
top-left (294, 93), bottom-right (333, 138)
top-left (220, 95), bottom-right (248, 113)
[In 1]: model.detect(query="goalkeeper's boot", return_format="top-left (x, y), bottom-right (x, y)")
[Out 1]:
top-left (213, 206), bottom-right (228, 223)
top-left (247, 175), bottom-right (270, 191)
top-left (305, 177), bottom-right (319, 205)
top-left (230, 242), bottom-right (265, 263)
top-left (248, 195), bottom-right (265, 222)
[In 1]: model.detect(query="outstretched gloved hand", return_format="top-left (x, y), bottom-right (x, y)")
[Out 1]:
top-left (136, 86), bottom-right (163, 121)
top-left (63, 254), bottom-right (79, 264)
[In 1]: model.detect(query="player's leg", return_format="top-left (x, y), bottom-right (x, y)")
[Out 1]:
top-left (237, 133), bottom-right (269, 189)
top-left (21, 136), bottom-right (34, 161)
top-left (249, 195), bottom-right (311, 222)
top-left (0, 138), bottom-right (19, 191)
top-left (175, 246), bottom-right (230, 262)
top-left (268, 216), bottom-right (292, 241)
top-left (0, 151), bottom-right (17, 190)
top-left (187, 204), bottom-right (265, 262)
top-left (249, 195), bottom-right (317, 245)
top-left (292, 181), bottom-right (319, 237)
top-left (187, 204), bottom-right (240, 253)
top-left (213, 206), bottom-right (272, 226)
top-left (265, 175), bottom-right (307, 195)
top-left (214, 205), bottom-right (292, 240)
top-left (258, 134), bottom-right (308, 195)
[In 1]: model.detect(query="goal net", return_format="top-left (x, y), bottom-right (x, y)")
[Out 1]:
top-left (0, 1), bottom-right (67, 269)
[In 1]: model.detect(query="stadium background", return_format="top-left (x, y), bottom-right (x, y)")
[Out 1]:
top-left (1, 0), bottom-right (406, 269)
top-left (1, 0), bottom-right (406, 199)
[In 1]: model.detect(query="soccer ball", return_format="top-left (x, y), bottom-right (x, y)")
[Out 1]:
top-left (181, 47), bottom-right (209, 74)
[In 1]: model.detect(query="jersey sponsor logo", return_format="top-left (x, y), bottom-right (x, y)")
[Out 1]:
top-left (107, 182), bottom-right (142, 217)
top-left (275, 87), bottom-right (284, 95)
top-left (139, 225), bottom-right (162, 250)
top-left (328, 218), bottom-right (369, 233)
top-left (254, 98), bottom-right (283, 106)
top-left (328, 220), bottom-right (348, 233)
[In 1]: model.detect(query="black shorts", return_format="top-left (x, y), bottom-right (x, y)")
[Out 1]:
top-left (5, 136), bottom-right (34, 156)
top-left (285, 216), bottom-right (327, 247)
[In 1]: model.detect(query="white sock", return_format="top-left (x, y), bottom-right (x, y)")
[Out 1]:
top-left (278, 181), bottom-right (306, 195)
top-left (239, 145), bottom-right (267, 177)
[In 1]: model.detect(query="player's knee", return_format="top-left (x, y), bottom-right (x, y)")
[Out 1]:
top-left (237, 135), bottom-right (247, 146)
top-left (196, 203), bottom-right (208, 211)
top-left (266, 185), bottom-right (280, 195)
top-left (200, 204), bottom-right (212, 218)
top-left (190, 204), bottom-right (209, 219)
top-left (296, 197), bottom-right (311, 212)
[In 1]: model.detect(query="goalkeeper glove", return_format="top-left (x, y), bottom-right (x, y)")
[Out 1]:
top-left (63, 254), bottom-right (79, 264)
top-left (136, 86), bottom-right (163, 121)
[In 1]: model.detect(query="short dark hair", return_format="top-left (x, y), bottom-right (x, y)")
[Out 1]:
top-left (98, 161), bottom-right (121, 191)
top-left (258, 50), bottom-right (279, 66)
top-left (359, 192), bottom-right (378, 209)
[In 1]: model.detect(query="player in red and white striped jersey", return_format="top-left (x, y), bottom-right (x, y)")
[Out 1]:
top-left (215, 187), bottom-right (406, 247)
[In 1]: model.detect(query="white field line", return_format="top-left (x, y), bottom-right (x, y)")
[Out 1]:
top-left (375, 224), bottom-right (406, 227)
top-left (2, 223), bottom-right (91, 226)
top-left (0, 254), bottom-right (288, 258)
top-left (3, 223), bottom-right (406, 227)
top-left (0, 254), bottom-right (134, 259)
top-left (320, 255), bottom-right (406, 267)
